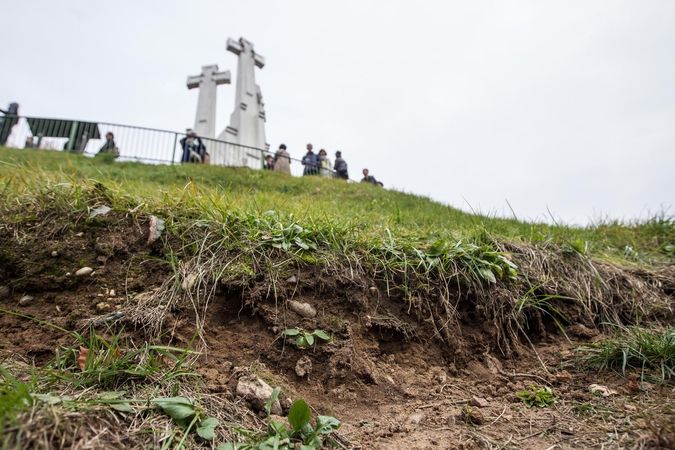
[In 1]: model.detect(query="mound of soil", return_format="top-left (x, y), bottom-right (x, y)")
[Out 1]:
top-left (1, 212), bottom-right (674, 449)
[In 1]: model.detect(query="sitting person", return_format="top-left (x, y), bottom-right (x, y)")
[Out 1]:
top-left (97, 132), bottom-right (119, 156)
top-left (360, 168), bottom-right (378, 185)
top-left (180, 132), bottom-right (209, 164)
top-left (24, 136), bottom-right (38, 148)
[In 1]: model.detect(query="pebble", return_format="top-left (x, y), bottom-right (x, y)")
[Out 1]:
top-left (469, 396), bottom-right (490, 408)
top-left (51, 251), bottom-right (58, 257)
top-left (288, 300), bottom-right (317, 318)
top-left (76, 267), bottom-right (93, 277)
top-left (109, 289), bottom-right (116, 297)
top-left (407, 413), bottom-right (425, 425)
top-left (96, 302), bottom-right (111, 312)
top-left (18, 295), bottom-right (34, 306)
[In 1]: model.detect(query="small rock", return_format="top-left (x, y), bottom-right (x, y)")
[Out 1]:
top-left (181, 273), bottom-right (198, 291)
top-left (461, 405), bottom-right (485, 425)
top-left (469, 396), bottom-right (489, 408)
top-left (97, 293), bottom-right (104, 297)
top-left (96, 302), bottom-right (112, 313)
top-left (75, 232), bottom-right (84, 237)
top-left (295, 356), bottom-right (312, 377)
top-left (286, 275), bottom-right (297, 283)
top-left (66, 272), bottom-right (72, 276)
top-left (0, 286), bottom-right (10, 299)
top-left (287, 300), bottom-right (316, 318)
top-left (18, 295), bottom-right (34, 306)
top-left (51, 251), bottom-right (58, 257)
top-left (109, 289), bottom-right (116, 297)
top-left (556, 370), bottom-right (573, 381)
top-left (235, 375), bottom-right (282, 415)
top-left (76, 267), bottom-right (93, 277)
top-left (568, 324), bottom-right (599, 339)
top-left (280, 397), bottom-right (293, 413)
top-left (407, 413), bottom-right (425, 425)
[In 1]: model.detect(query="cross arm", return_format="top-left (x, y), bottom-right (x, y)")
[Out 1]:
top-left (213, 70), bottom-right (231, 85)
top-left (227, 38), bottom-right (243, 55)
top-left (187, 75), bottom-right (202, 90)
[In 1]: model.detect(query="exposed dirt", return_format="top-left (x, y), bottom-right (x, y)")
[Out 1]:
top-left (1, 213), bottom-right (674, 449)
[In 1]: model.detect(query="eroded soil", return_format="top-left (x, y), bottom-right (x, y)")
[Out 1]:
top-left (1, 213), bottom-right (674, 449)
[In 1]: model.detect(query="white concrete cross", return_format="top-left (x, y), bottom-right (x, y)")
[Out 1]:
top-left (217, 37), bottom-right (268, 168)
top-left (187, 65), bottom-right (231, 139)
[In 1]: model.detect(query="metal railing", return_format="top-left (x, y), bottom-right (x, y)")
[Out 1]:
top-left (0, 115), bottom-right (348, 180)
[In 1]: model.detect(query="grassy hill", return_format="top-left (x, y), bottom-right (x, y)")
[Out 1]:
top-left (1, 147), bottom-right (673, 266)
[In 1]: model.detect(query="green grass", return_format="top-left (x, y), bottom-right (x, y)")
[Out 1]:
top-left (578, 327), bottom-right (675, 382)
top-left (1, 146), bottom-right (673, 266)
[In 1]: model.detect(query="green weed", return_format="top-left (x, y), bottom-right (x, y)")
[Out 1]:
top-left (221, 387), bottom-right (341, 449)
top-left (516, 386), bottom-right (557, 407)
top-left (283, 329), bottom-right (330, 348)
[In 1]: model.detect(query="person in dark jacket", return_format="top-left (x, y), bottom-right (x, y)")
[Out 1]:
top-left (97, 132), bottom-right (119, 156)
top-left (263, 154), bottom-right (275, 170)
top-left (334, 151), bottom-right (349, 180)
top-left (361, 168), bottom-right (378, 185)
top-left (0, 103), bottom-right (19, 147)
top-left (180, 132), bottom-right (209, 163)
top-left (301, 143), bottom-right (319, 176)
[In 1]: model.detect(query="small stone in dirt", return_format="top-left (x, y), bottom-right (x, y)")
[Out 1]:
top-left (76, 232), bottom-right (84, 237)
top-left (51, 251), bottom-right (58, 257)
top-left (461, 405), bottom-right (485, 425)
top-left (568, 324), bottom-right (599, 339)
top-left (75, 267), bottom-right (93, 277)
top-left (109, 289), bottom-right (116, 297)
top-left (286, 275), bottom-right (297, 283)
top-left (0, 286), bottom-right (10, 299)
top-left (66, 272), bottom-right (71, 276)
top-left (18, 295), bottom-right (34, 306)
top-left (235, 375), bottom-right (282, 415)
top-left (295, 356), bottom-right (312, 377)
top-left (96, 302), bottom-right (112, 313)
top-left (280, 397), bottom-right (293, 413)
top-left (556, 370), bottom-right (573, 381)
top-left (469, 396), bottom-right (489, 408)
top-left (288, 300), bottom-right (316, 318)
top-left (407, 413), bottom-right (425, 425)
top-left (181, 273), bottom-right (198, 291)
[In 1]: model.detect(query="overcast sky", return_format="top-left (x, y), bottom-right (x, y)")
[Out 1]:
top-left (2, 1), bottom-right (674, 224)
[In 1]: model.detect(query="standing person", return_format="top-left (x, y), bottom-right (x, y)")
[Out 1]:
top-left (0, 103), bottom-right (19, 147)
top-left (97, 132), bottom-right (119, 157)
top-left (318, 149), bottom-right (333, 177)
top-left (180, 132), bottom-right (209, 164)
top-left (334, 151), bottom-right (349, 180)
top-left (361, 168), bottom-right (378, 185)
top-left (274, 144), bottom-right (291, 174)
top-left (263, 154), bottom-right (275, 170)
top-left (301, 143), bottom-right (319, 176)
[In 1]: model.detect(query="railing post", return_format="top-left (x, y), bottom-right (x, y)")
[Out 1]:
top-left (67, 121), bottom-right (78, 152)
top-left (171, 132), bottom-right (178, 165)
